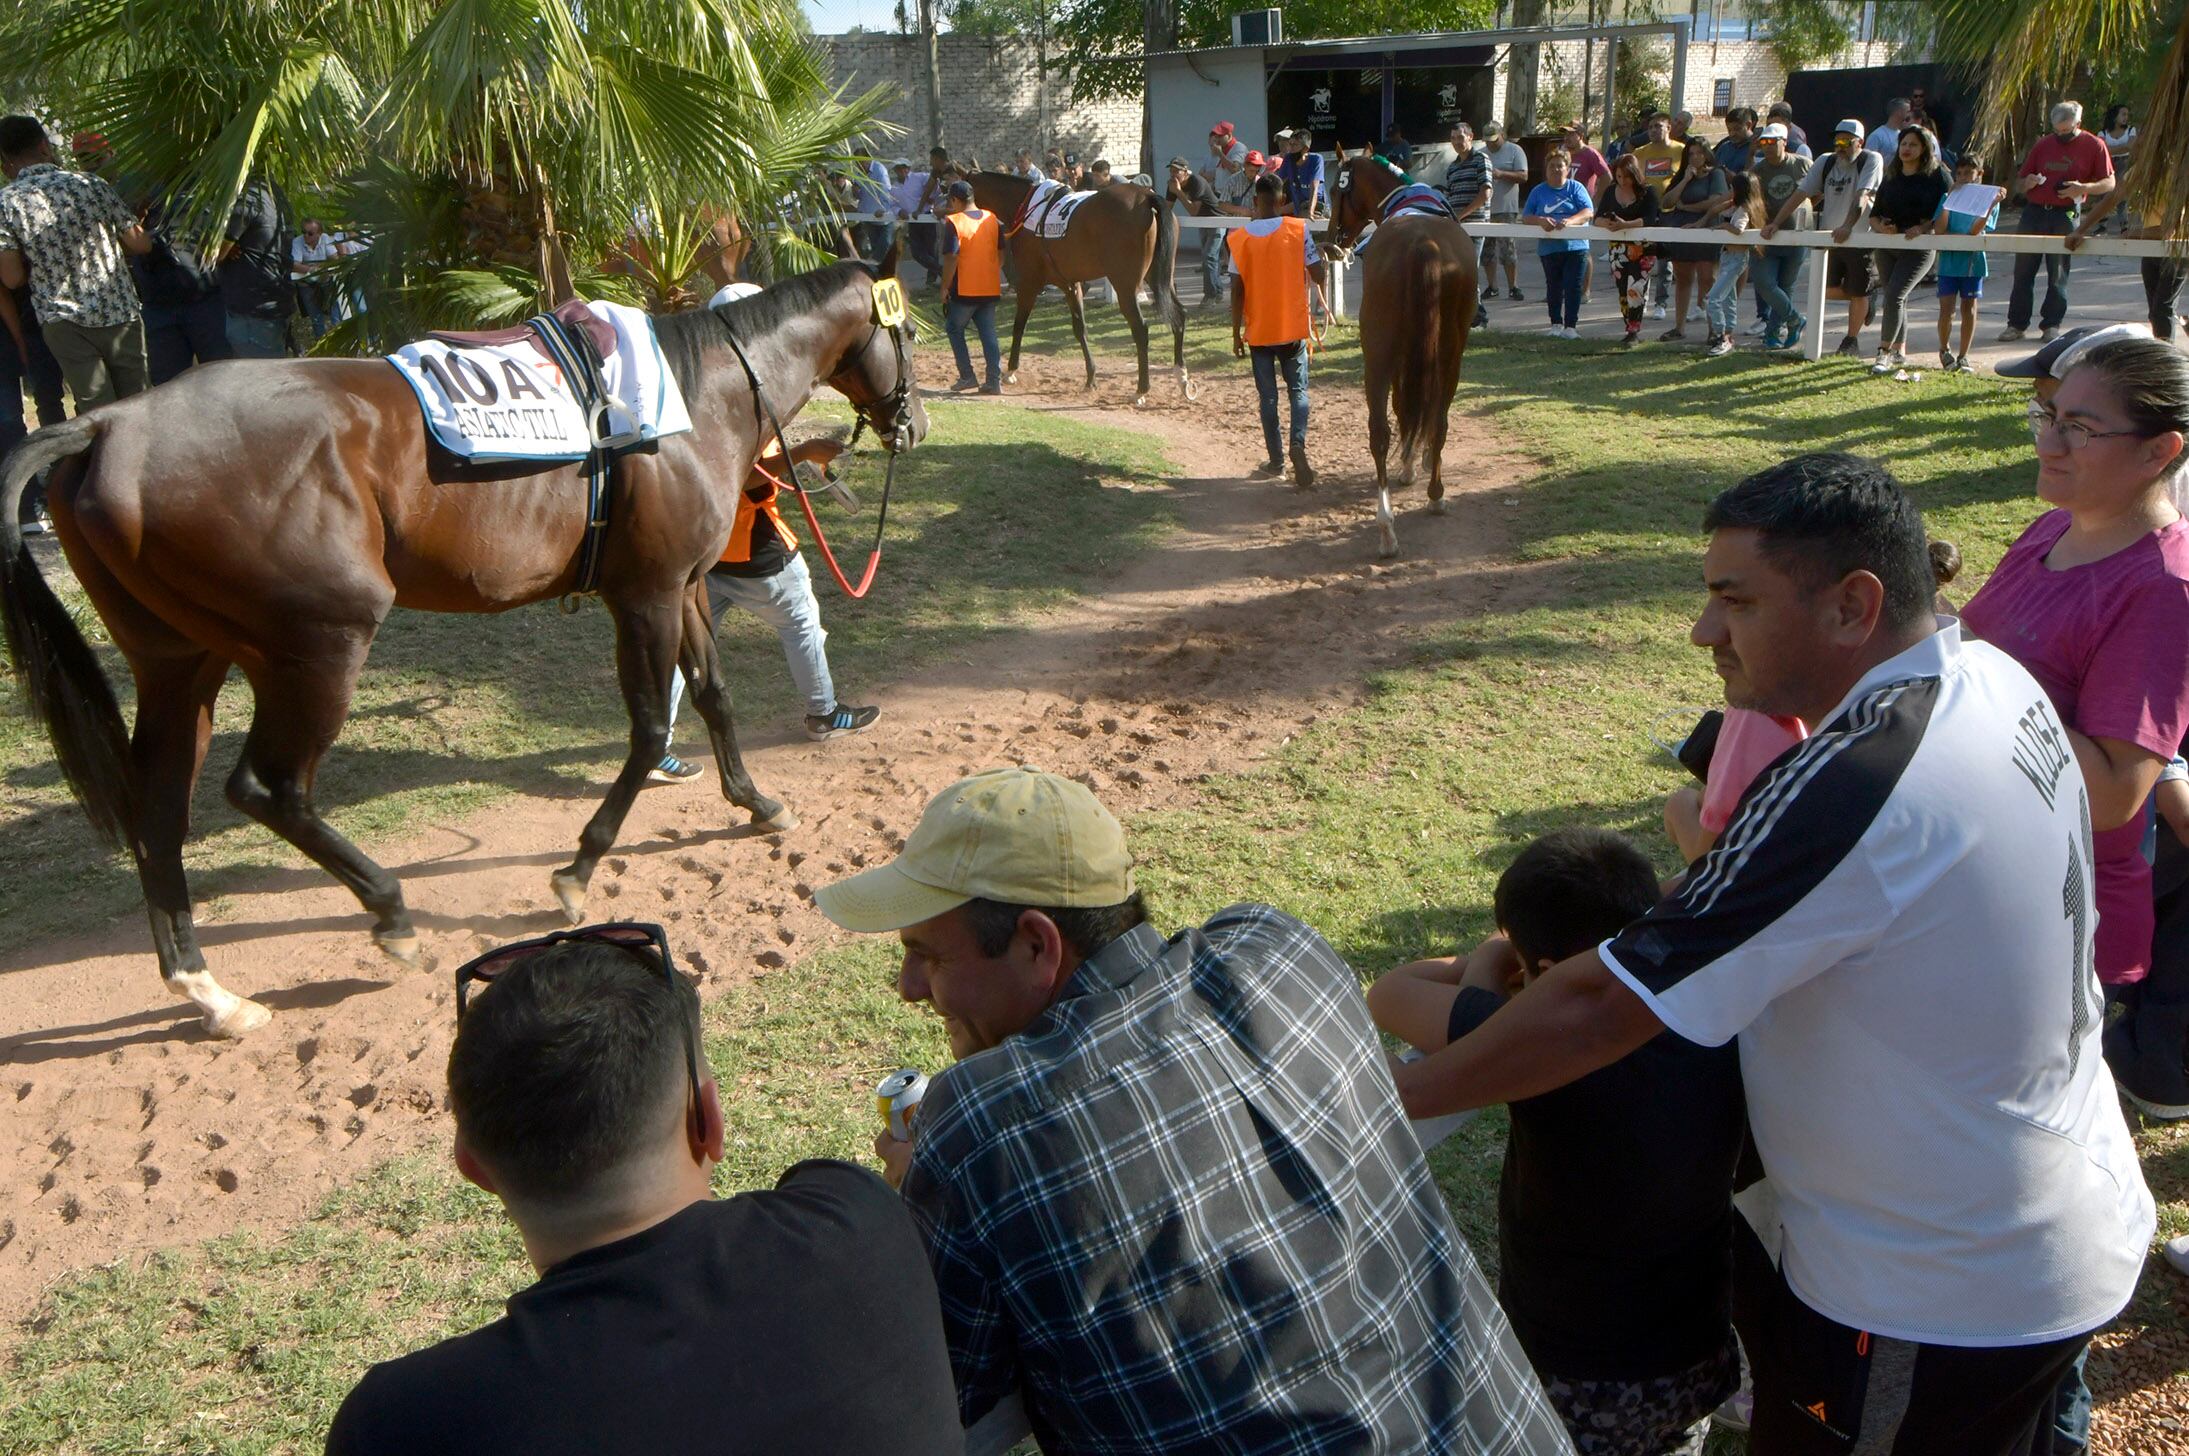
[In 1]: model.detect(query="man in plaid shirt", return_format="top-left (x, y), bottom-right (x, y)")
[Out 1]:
top-left (817, 769), bottom-right (1571, 1455)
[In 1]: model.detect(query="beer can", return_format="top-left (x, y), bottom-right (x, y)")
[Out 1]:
top-left (875, 1067), bottom-right (929, 1142)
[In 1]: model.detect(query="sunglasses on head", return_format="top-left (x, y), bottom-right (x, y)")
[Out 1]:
top-left (454, 921), bottom-right (707, 1137)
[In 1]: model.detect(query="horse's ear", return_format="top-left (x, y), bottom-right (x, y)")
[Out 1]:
top-left (878, 238), bottom-right (901, 279)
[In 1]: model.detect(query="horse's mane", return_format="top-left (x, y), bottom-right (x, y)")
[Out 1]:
top-left (652, 260), bottom-right (876, 393)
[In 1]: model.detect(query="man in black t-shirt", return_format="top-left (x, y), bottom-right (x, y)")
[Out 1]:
top-left (324, 930), bottom-right (964, 1456)
top-left (219, 175), bottom-right (292, 357)
top-left (1368, 828), bottom-right (1745, 1456)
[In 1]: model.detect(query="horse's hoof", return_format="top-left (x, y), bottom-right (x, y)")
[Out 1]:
top-left (550, 870), bottom-right (587, 926)
top-left (1429, 497), bottom-right (1448, 515)
top-left (1004, 370), bottom-right (1019, 385)
top-left (1133, 394), bottom-right (1149, 408)
top-left (754, 804), bottom-right (799, 834)
top-left (206, 997), bottom-right (272, 1039)
top-left (374, 929), bottom-right (420, 965)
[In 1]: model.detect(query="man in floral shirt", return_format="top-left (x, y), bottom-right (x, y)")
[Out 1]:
top-left (0, 115), bottom-right (152, 407)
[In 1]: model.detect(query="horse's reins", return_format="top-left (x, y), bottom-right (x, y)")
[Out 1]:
top-left (720, 277), bottom-right (912, 600)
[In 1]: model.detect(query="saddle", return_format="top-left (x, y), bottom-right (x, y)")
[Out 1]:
top-left (429, 297), bottom-right (618, 359)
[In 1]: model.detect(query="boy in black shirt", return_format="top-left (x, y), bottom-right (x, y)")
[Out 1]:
top-left (325, 927), bottom-right (965, 1456)
top-left (1369, 828), bottom-right (1745, 1456)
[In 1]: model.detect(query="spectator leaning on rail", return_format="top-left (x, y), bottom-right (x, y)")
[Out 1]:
top-left (1395, 452), bottom-right (2155, 1455)
top-left (817, 768), bottom-right (1577, 1455)
top-left (1441, 120), bottom-right (1494, 329)
top-left (0, 113), bottom-right (152, 408)
top-left (1865, 125), bottom-right (1948, 376)
top-left (1765, 119), bottom-right (1882, 358)
top-left (324, 924), bottom-right (965, 1456)
top-left (2067, 182), bottom-right (2188, 342)
top-left (1481, 119), bottom-right (1530, 304)
top-left (1748, 124), bottom-right (1812, 350)
top-left (2001, 101), bottom-right (2114, 344)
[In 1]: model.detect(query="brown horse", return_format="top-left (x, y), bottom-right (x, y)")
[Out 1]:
top-left (1326, 153), bottom-right (1479, 557)
top-left (0, 260), bottom-right (924, 1036)
top-left (966, 171), bottom-right (1191, 406)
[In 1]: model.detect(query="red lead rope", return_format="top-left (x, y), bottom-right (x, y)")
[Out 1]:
top-left (752, 463), bottom-right (883, 600)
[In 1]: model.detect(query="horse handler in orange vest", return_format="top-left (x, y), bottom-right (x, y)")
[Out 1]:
top-left (940, 180), bottom-right (1004, 394)
top-left (650, 430), bottom-right (881, 783)
top-left (1230, 173), bottom-right (1325, 487)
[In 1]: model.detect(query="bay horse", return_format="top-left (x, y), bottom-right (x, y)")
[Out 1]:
top-left (1326, 153), bottom-right (1479, 557)
top-left (0, 260), bottom-right (924, 1037)
top-left (966, 171), bottom-right (1191, 406)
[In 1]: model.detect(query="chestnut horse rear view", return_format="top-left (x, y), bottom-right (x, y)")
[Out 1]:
top-left (0, 261), bottom-right (923, 1036)
top-left (1327, 154), bottom-right (1478, 556)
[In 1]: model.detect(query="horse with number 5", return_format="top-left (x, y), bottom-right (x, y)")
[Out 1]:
top-left (0, 258), bottom-right (924, 1037)
top-left (1326, 151), bottom-right (1480, 557)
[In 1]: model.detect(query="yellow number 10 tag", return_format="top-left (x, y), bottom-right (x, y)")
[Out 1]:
top-left (872, 277), bottom-right (907, 328)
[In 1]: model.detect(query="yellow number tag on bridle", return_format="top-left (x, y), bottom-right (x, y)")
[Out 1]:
top-left (872, 277), bottom-right (906, 328)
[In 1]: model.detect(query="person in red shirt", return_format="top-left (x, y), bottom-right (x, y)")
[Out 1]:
top-left (2002, 100), bottom-right (2114, 342)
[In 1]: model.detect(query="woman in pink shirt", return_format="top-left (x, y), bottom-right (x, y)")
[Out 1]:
top-left (1960, 337), bottom-right (2189, 1113)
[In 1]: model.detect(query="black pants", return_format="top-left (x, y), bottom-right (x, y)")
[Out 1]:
top-left (2104, 823), bottom-right (2189, 1106)
top-left (1872, 249), bottom-right (1934, 352)
top-left (1734, 1222), bottom-right (2090, 1455)
top-left (907, 221), bottom-right (942, 287)
top-left (1, 297), bottom-right (68, 526)
top-left (2145, 257), bottom-right (2188, 340)
top-left (2007, 204), bottom-right (2077, 332)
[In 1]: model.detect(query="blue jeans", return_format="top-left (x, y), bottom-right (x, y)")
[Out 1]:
top-left (667, 552), bottom-right (837, 728)
top-left (1751, 247), bottom-right (1806, 331)
top-left (1539, 249), bottom-right (1584, 326)
top-left (1200, 231), bottom-right (1228, 303)
top-left (1705, 251), bottom-right (1751, 334)
top-left (945, 295), bottom-right (1000, 384)
top-left (1249, 341), bottom-right (1309, 463)
top-left (143, 293), bottom-right (234, 384)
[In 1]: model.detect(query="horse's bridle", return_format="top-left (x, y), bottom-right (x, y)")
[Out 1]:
top-left (843, 276), bottom-right (914, 456)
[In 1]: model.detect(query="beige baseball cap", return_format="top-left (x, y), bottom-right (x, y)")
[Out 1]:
top-left (814, 768), bottom-right (1136, 933)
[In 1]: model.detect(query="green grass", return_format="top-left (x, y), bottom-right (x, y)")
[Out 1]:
top-left (0, 402), bottom-right (1171, 952)
top-left (7, 315), bottom-right (2184, 1451)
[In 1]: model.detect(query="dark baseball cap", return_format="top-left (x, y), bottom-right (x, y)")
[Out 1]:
top-left (1166, 155), bottom-right (1192, 170)
top-left (1995, 323), bottom-right (2148, 379)
top-left (945, 179), bottom-right (972, 201)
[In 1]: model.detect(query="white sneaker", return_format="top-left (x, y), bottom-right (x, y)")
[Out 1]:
top-left (1687, 304), bottom-right (1706, 322)
top-left (1561, 326), bottom-right (1580, 340)
top-left (1648, 304), bottom-right (1667, 320)
top-left (2166, 1234), bottom-right (2189, 1278)
top-left (1742, 317), bottom-right (1770, 337)
top-left (1545, 323), bottom-right (1566, 336)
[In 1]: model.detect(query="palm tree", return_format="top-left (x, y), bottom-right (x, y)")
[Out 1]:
top-left (4, 0), bottom-right (896, 338)
top-left (1927, 0), bottom-right (2189, 245)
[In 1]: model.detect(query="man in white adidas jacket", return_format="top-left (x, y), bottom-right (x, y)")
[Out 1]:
top-left (1395, 451), bottom-right (2154, 1455)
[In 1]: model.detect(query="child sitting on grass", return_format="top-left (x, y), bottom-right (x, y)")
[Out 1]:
top-left (1367, 827), bottom-right (1747, 1456)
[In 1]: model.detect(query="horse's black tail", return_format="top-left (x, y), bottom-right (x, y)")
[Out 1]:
top-left (0, 417), bottom-right (135, 851)
top-left (1150, 190), bottom-right (1186, 346)
top-left (1390, 233), bottom-right (1441, 467)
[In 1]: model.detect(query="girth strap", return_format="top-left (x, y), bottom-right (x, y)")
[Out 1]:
top-left (525, 311), bottom-right (617, 602)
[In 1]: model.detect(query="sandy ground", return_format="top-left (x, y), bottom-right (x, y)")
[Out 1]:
top-left (0, 352), bottom-right (1533, 1324)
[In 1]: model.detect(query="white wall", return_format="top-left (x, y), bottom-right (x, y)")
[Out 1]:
top-left (1150, 51), bottom-right (1269, 179)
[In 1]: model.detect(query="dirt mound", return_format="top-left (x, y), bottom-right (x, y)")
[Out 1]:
top-left (0, 361), bottom-right (1530, 1323)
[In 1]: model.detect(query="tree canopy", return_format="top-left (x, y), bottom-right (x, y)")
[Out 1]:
top-left (1, 0), bottom-right (896, 337)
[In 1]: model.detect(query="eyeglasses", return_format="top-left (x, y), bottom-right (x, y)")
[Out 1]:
top-left (2026, 404), bottom-right (2142, 451)
top-left (454, 921), bottom-right (706, 1137)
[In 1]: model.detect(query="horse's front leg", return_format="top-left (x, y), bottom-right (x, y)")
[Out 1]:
top-left (1064, 284), bottom-right (1096, 389)
top-left (679, 581), bottom-right (794, 831)
top-left (1365, 358), bottom-right (1399, 558)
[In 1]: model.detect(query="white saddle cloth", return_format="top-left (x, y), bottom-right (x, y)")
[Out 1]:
top-left (386, 300), bottom-right (692, 464)
top-left (1025, 181), bottom-right (1099, 239)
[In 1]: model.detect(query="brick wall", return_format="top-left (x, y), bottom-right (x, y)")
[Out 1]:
top-left (819, 34), bottom-right (1144, 173)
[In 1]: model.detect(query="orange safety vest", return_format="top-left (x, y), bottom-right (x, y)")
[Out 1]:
top-left (1230, 216), bottom-right (1312, 347)
top-left (944, 209), bottom-right (1003, 298)
top-left (720, 441), bottom-right (800, 565)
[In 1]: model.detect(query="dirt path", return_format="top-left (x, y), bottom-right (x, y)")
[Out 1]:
top-left (0, 357), bottom-right (1535, 1324)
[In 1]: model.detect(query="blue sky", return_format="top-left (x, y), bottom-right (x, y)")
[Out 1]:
top-left (803, 0), bottom-right (907, 33)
